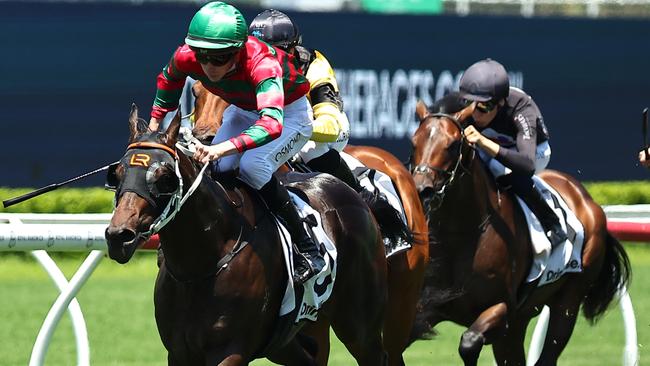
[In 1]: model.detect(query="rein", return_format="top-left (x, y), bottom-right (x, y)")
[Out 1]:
top-left (163, 225), bottom-right (250, 284)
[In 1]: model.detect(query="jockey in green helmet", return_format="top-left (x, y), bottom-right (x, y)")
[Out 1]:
top-left (149, 1), bottom-right (325, 284)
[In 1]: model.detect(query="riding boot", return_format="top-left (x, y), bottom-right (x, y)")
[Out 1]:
top-left (259, 176), bottom-right (325, 284)
top-left (509, 175), bottom-right (568, 248)
top-left (306, 149), bottom-right (363, 192)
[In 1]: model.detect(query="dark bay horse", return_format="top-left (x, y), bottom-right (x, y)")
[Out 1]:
top-left (189, 82), bottom-right (429, 365)
top-left (408, 101), bottom-right (630, 366)
top-left (105, 105), bottom-right (388, 365)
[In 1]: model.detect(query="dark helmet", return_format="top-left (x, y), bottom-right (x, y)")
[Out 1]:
top-left (459, 59), bottom-right (509, 102)
top-left (248, 9), bottom-right (301, 50)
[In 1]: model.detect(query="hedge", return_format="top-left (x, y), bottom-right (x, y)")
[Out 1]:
top-left (0, 181), bottom-right (649, 213)
top-left (0, 188), bottom-right (114, 213)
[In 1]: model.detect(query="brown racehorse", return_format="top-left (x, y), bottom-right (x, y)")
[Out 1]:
top-left (343, 145), bottom-right (429, 366)
top-left (191, 80), bottom-right (228, 143)
top-left (408, 100), bottom-right (631, 366)
top-left (189, 82), bottom-right (429, 366)
top-left (105, 105), bottom-right (388, 365)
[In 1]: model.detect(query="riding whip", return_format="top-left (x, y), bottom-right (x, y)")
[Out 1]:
top-left (2, 162), bottom-right (119, 208)
top-left (642, 107), bottom-right (650, 161)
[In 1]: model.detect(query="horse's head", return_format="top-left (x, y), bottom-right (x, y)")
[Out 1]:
top-left (105, 104), bottom-right (182, 263)
top-left (410, 99), bottom-right (475, 207)
top-left (191, 81), bottom-right (227, 144)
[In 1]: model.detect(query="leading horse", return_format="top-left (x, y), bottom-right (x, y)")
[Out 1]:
top-left (408, 101), bottom-right (631, 366)
top-left (190, 81), bottom-right (429, 365)
top-left (105, 105), bottom-right (388, 365)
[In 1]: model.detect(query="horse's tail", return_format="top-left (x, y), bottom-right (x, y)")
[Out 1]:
top-left (360, 189), bottom-right (414, 248)
top-left (582, 232), bottom-right (631, 324)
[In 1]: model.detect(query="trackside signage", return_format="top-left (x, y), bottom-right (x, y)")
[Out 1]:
top-left (335, 68), bottom-right (524, 138)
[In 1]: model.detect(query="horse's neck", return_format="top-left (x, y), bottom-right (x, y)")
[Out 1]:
top-left (160, 159), bottom-right (240, 278)
top-left (435, 158), bottom-right (490, 233)
top-left (427, 157), bottom-right (497, 288)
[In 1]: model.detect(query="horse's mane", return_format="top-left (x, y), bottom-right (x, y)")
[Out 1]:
top-left (430, 92), bottom-right (468, 114)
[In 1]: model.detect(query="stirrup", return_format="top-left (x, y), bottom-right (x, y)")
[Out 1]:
top-left (292, 243), bottom-right (325, 284)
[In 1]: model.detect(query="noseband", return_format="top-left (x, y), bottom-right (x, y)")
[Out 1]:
top-left (411, 113), bottom-right (473, 210)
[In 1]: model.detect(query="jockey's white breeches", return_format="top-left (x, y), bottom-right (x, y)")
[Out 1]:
top-left (298, 112), bottom-right (351, 163)
top-left (211, 96), bottom-right (313, 190)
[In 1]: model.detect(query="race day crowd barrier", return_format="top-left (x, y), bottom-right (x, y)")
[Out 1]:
top-left (1, 207), bottom-right (645, 366)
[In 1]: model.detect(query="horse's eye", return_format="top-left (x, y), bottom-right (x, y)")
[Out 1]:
top-left (155, 173), bottom-right (178, 194)
top-left (447, 140), bottom-right (461, 154)
top-left (146, 162), bottom-right (178, 196)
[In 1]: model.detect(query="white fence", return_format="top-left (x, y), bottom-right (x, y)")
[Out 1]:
top-left (0, 211), bottom-right (642, 366)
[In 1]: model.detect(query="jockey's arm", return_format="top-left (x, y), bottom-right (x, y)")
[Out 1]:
top-left (639, 148), bottom-right (650, 168)
top-left (150, 47), bottom-right (188, 130)
top-left (497, 111), bottom-right (538, 175)
top-left (305, 50), bottom-right (344, 143)
top-left (309, 83), bottom-right (345, 142)
top-left (149, 117), bottom-right (162, 132)
top-left (229, 76), bottom-right (285, 153)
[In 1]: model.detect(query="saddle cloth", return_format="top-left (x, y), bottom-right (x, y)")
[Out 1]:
top-left (276, 191), bottom-right (337, 323)
top-left (522, 176), bottom-right (585, 287)
top-left (339, 151), bottom-right (412, 257)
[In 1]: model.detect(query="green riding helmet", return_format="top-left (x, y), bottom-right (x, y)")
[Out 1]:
top-left (185, 1), bottom-right (248, 51)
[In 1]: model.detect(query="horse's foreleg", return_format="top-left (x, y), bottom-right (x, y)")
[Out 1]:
top-left (266, 337), bottom-right (318, 366)
top-left (533, 286), bottom-right (582, 366)
top-left (491, 317), bottom-right (529, 366)
top-left (298, 316), bottom-right (331, 366)
top-left (383, 255), bottom-right (423, 366)
top-left (214, 354), bottom-right (246, 366)
top-left (459, 302), bottom-right (508, 366)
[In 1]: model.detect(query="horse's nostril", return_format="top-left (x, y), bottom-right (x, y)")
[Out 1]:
top-left (105, 227), bottom-right (137, 244)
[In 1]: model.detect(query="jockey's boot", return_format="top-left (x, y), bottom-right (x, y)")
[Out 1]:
top-left (514, 179), bottom-right (568, 248)
top-left (306, 149), bottom-right (363, 192)
top-left (259, 176), bottom-right (325, 284)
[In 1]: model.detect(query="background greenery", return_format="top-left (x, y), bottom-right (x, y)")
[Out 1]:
top-left (1, 181), bottom-right (650, 214)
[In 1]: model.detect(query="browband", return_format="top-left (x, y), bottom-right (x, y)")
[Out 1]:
top-left (127, 142), bottom-right (177, 158)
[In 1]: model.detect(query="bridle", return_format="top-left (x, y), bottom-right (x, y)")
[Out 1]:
top-left (411, 113), bottom-right (474, 210)
top-left (113, 141), bottom-right (210, 241)
top-left (113, 140), bottom-right (250, 283)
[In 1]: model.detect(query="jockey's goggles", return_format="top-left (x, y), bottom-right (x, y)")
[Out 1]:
top-left (475, 100), bottom-right (498, 114)
top-left (193, 49), bottom-right (237, 66)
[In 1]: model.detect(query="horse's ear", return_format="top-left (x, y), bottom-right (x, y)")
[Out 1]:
top-left (165, 108), bottom-right (182, 144)
top-left (454, 102), bottom-right (475, 125)
top-left (128, 103), bottom-right (140, 140)
top-left (415, 100), bottom-right (430, 122)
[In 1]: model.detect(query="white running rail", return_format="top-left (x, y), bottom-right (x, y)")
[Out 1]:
top-left (1, 213), bottom-right (117, 366)
top-left (0, 209), bottom-right (643, 365)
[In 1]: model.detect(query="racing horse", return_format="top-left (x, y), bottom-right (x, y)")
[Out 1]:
top-left (408, 100), bottom-right (630, 366)
top-left (105, 105), bottom-right (388, 365)
top-left (189, 81), bottom-right (429, 365)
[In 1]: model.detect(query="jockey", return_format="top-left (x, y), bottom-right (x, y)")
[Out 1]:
top-left (248, 9), bottom-right (362, 192)
top-left (458, 58), bottom-right (568, 248)
top-left (148, 1), bottom-right (324, 284)
top-left (639, 148), bottom-right (650, 168)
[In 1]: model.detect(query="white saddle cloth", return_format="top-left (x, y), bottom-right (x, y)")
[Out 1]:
top-left (523, 176), bottom-right (585, 287)
top-left (277, 192), bottom-right (337, 323)
top-left (340, 151), bottom-right (412, 257)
